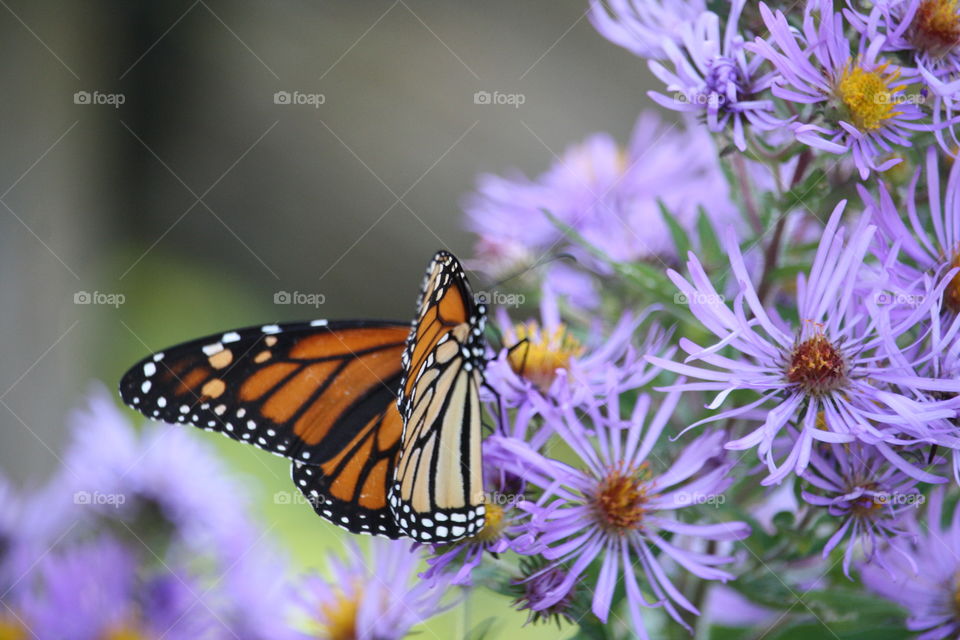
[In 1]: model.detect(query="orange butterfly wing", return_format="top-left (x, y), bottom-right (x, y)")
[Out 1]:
top-left (391, 251), bottom-right (488, 542)
top-left (119, 320), bottom-right (409, 537)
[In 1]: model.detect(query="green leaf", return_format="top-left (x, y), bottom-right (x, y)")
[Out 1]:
top-left (696, 207), bottom-right (724, 268)
top-left (658, 199), bottom-right (691, 260)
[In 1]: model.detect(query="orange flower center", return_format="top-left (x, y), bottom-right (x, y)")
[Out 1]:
top-left (912, 0), bottom-right (960, 57)
top-left (786, 333), bottom-right (847, 395)
top-left (592, 464), bottom-right (650, 532)
top-left (945, 252), bottom-right (960, 313)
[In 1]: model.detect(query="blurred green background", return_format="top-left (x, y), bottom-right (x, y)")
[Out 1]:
top-left (0, 1), bottom-right (654, 635)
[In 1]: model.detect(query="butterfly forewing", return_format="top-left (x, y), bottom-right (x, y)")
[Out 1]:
top-left (120, 320), bottom-right (409, 464)
top-left (391, 251), bottom-right (487, 542)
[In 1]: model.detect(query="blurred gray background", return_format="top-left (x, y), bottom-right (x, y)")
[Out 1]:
top-left (0, 1), bottom-right (653, 483)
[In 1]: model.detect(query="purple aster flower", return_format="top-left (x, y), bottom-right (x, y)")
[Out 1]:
top-left (866, 146), bottom-right (960, 314)
top-left (801, 441), bottom-right (924, 577)
top-left (750, 0), bottom-right (940, 178)
top-left (649, 201), bottom-right (960, 484)
top-left (860, 488), bottom-right (960, 640)
top-left (589, 0), bottom-right (706, 60)
top-left (488, 388), bottom-right (750, 639)
top-left (297, 538), bottom-right (455, 640)
top-left (64, 386), bottom-right (253, 554)
top-left (18, 536), bottom-right (212, 639)
top-left (465, 112), bottom-right (740, 302)
top-left (0, 474), bottom-right (78, 606)
top-left (647, 0), bottom-right (783, 150)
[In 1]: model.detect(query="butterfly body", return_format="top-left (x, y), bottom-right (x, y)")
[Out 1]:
top-left (119, 251), bottom-right (486, 543)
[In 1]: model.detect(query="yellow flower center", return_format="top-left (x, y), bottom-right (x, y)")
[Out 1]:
top-left (468, 503), bottom-right (505, 544)
top-left (849, 483), bottom-right (885, 518)
top-left (835, 62), bottom-right (906, 131)
top-left (0, 618), bottom-right (25, 640)
top-left (315, 589), bottom-right (359, 640)
top-left (507, 322), bottom-right (585, 391)
top-left (102, 626), bottom-right (148, 640)
top-left (786, 333), bottom-right (847, 396)
top-left (912, 0), bottom-right (960, 56)
top-left (591, 464), bottom-right (650, 532)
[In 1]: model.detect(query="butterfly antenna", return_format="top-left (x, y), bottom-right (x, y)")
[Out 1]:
top-left (484, 252), bottom-right (577, 291)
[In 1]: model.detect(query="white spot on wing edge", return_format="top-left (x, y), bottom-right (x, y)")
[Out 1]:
top-left (222, 331), bottom-right (241, 343)
top-left (202, 342), bottom-right (223, 356)
top-left (261, 324), bottom-right (281, 334)
top-left (143, 362), bottom-right (156, 377)
top-left (309, 319), bottom-right (328, 327)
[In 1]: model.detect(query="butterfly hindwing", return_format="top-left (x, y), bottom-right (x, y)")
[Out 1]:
top-left (119, 319), bottom-right (409, 465)
top-left (390, 251), bottom-right (488, 543)
top-left (291, 399), bottom-right (404, 538)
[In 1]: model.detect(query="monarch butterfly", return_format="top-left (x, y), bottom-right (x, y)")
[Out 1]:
top-left (118, 251), bottom-right (488, 542)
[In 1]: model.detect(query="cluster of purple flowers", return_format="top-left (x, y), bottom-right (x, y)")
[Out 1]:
top-left (453, 0), bottom-right (960, 638)
top-left (0, 390), bottom-right (456, 639)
